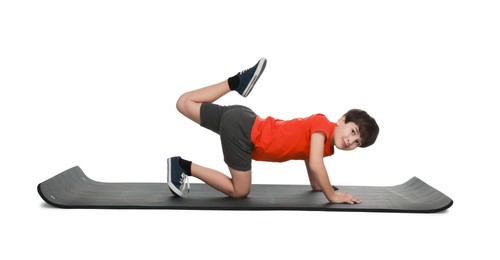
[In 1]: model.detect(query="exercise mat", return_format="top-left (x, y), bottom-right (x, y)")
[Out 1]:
top-left (38, 166), bottom-right (453, 213)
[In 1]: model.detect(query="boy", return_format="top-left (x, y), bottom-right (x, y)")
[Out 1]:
top-left (168, 58), bottom-right (379, 204)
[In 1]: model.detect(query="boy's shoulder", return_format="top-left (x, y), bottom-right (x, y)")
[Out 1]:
top-left (306, 113), bottom-right (334, 124)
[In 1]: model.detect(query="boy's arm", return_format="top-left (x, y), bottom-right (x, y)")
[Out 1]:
top-left (308, 132), bottom-right (361, 204)
top-left (304, 160), bottom-right (321, 190)
top-left (304, 160), bottom-right (339, 191)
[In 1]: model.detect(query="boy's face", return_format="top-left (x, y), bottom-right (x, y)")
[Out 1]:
top-left (333, 116), bottom-right (363, 151)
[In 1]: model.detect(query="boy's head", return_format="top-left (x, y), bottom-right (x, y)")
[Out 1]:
top-left (333, 109), bottom-right (379, 150)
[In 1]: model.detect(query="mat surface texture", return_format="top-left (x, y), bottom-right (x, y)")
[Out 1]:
top-left (38, 166), bottom-right (453, 213)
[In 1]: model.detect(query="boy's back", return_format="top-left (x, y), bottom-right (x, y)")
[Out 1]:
top-left (251, 113), bottom-right (335, 162)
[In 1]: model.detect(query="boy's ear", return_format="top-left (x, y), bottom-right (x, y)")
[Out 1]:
top-left (337, 116), bottom-right (346, 125)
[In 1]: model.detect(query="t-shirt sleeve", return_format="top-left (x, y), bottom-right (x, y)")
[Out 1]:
top-left (309, 114), bottom-right (331, 136)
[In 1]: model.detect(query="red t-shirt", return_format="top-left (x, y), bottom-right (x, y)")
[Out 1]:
top-left (250, 114), bottom-right (336, 162)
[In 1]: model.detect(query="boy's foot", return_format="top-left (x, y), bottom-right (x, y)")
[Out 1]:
top-left (167, 156), bottom-right (190, 197)
top-left (235, 57), bottom-right (267, 97)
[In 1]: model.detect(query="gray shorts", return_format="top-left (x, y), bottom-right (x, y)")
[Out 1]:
top-left (200, 103), bottom-right (256, 171)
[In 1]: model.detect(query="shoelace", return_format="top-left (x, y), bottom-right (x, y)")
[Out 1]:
top-left (180, 173), bottom-right (190, 193)
top-left (239, 67), bottom-right (250, 75)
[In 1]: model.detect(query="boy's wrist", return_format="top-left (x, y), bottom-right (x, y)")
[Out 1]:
top-left (328, 192), bottom-right (337, 203)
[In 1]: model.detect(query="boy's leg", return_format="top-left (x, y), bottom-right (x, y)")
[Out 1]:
top-left (191, 164), bottom-right (251, 198)
top-left (176, 80), bottom-right (230, 125)
top-left (168, 157), bottom-right (251, 198)
top-left (175, 57), bottom-right (267, 124)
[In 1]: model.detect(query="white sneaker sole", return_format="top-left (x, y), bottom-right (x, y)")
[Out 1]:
top-left (242, 58), bottom-right (267, 97)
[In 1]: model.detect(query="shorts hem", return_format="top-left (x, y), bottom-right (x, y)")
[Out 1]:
top-left (225, 160), bottom-right (252, 172)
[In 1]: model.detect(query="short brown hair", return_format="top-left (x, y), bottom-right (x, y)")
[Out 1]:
top-left (343, 109), bottom-right (379, 148)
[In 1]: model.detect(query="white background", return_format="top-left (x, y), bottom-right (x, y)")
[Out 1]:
top-left (1, 0), bottom-right (499, 259)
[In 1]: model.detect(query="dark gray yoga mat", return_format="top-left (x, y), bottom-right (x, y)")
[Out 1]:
top-left (38, 166), bottom-right (453, 213)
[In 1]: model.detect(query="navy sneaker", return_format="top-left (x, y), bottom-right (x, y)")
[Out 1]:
top-left (167, 156), bottom-right (190, 197)
top-left (236, 58), bottom-right (267, 97)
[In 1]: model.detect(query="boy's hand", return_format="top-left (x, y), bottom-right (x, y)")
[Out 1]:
top-left (331, 192), bottom-right (361, 204)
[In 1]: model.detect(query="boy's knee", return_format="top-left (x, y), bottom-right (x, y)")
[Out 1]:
top-left (176, 93), bottom-right (188, 113)
top-left (231, 189), bottom-right (250, 198)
